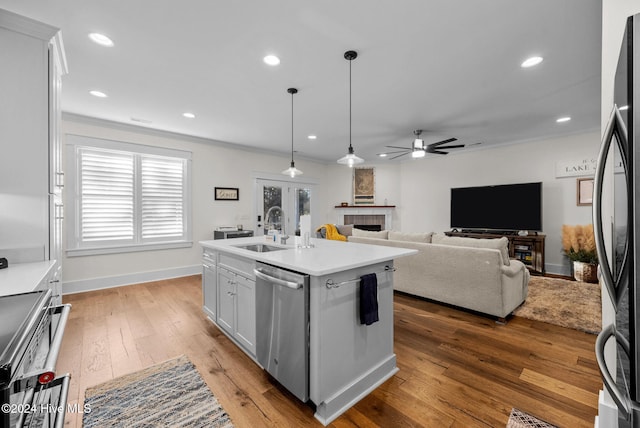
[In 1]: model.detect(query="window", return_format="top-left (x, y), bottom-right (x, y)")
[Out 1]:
top-left (66, 135), bottom-right (192, 256)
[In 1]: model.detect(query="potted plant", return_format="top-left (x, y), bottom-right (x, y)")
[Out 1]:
top-left (561, 224), bottom-right (598, 283)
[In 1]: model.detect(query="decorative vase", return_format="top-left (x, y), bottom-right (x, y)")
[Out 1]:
top-left (573, 261), bottom-right (598, 283)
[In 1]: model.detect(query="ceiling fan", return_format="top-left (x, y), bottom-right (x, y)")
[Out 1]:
top-left (382, 130), bottom-right (465, 159)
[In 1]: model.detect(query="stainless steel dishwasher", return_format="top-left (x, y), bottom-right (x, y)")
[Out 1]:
top-left (254, 262), bottom-right (310, 402)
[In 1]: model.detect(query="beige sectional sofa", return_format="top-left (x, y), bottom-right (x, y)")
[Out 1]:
top-left (347, 229), bottom-right (530, 320)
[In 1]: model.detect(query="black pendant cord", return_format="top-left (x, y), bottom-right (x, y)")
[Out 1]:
top-left (343, 50), bottom-right (357, 154)
top-left (291, 90), bottom-right (294, 164)
top-left (349, 56), bottom-right (352, 151)
top-left (287, 87), bottom-right (298, 167)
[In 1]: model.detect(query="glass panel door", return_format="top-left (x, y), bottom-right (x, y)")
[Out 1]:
top-left (256, 180), bottom-right (287, 237)
top-left (255, 179), bottom-right (315, 238)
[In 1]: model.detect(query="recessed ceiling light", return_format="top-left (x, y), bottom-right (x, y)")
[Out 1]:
top-left (619, 105), bottom-right (629, 111)
top-left (307, 135), bottom-right (317, 140)
top-left (88, 33), bottom-right (114, 47)
top-left (263, 55), bottom-right (280, 66)
top-left (89, 90), bottom-right (107, 98)
top-left (556, 116), bottom-right (571, 123)
top-left (183, 112), bottom-right (195, 119)
top-left (521, 56), bottom-right (543, 68)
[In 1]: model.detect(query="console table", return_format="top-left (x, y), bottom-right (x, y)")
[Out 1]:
top-left (446, 231), bottom-right (545, 275)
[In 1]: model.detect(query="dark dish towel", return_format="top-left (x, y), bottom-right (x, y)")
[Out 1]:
top-left (360, 273), bottom-right (379, 325)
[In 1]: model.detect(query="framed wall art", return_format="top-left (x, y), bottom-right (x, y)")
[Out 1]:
top-left (353, 167), bottom-right (375, 205)
top-left (215, 187), bottom-right (239, 201)
top-left (577, 178), bottom-right (594, 206)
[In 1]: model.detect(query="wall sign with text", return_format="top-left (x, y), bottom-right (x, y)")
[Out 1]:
top-left (555, 157), bottom-right (623, 178)
top-left (214, 187), bottom-right (239, 200)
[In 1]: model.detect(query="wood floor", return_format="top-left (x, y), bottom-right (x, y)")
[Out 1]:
top-left (57, 275), bottom-right (601, 428)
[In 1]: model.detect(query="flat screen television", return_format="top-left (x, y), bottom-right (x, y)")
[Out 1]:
top-left (450, 182), bottom-right (542, 231)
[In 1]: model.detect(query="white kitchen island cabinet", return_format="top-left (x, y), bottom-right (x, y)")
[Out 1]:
top-left (200, 237), bottom-right (416, 425)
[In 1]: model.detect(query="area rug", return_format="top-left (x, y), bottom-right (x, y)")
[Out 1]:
top-left (512, 275), bottom-right (601, 334)
top-left (506, 408), bottom-right (557, 428)
top-left (83, 355), bottom-right (234, 427)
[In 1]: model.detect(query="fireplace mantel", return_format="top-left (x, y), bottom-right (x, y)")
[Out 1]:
top-left (334, 206), bottom-right (395, 230)
top-left (334, 205), bottom-right (396, 209)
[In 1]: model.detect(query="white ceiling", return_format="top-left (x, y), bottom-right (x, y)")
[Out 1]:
top-left (1, 0), bottom-right (602, 163)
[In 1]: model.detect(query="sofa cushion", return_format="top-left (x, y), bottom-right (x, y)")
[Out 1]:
top-left (432, 233), bottom-right (510, 266)
top-left (352, 228), bottom-right (389, 239)
top-left (388, 231), bottom-right (433, 243)
top-left (336, 224), bottom-right (354, 237)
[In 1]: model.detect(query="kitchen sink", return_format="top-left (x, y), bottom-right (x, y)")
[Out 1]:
top-left (233, 243), bottom-right (286, 253)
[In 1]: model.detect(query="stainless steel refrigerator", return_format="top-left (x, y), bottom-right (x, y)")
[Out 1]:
top-left (594, 13), bottom-right (640, 428)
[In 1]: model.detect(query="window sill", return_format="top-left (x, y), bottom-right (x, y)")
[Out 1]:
top-left (66, 241), bottom-right (193, 257)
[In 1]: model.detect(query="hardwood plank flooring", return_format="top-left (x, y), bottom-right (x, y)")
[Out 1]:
top-left (57, 276), bottom-right (600, 427)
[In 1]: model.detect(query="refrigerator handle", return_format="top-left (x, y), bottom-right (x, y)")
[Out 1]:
top-left (593, 105), bottom-right (629, 310)
top-left (595, 323), bottom-right (639, 422)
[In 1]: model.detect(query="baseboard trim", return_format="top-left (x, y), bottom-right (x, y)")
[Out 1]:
top-left (62, 265), bottom-right (201, 295)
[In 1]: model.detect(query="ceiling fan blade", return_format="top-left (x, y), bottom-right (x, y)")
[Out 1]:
top-left (385, 145), bottom-right (412, 150)
top-left (429, 150), bottom-right (449, 155)
top-left (380, 150), bottom-right (410, 155)
top-left (428, 137), bottom-right (458, 147)
top-left (390, 152), bottom-right (410, 160)
top-left (436, 144), bottom-right (465, 150)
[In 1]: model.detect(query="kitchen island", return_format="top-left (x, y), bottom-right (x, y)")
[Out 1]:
top-left (199, 236), bottom-right (416, 425)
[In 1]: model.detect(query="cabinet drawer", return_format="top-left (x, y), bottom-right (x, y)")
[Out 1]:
top-left (203, 249), bottom-right (217, 265)
top-left (219, 253), bottom-right (255, 279)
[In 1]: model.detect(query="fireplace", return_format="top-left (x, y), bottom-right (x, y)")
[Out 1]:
top-left (334, 206), bottom-right (394, 230)
top-left (354, 224), bottom-right (382, 232)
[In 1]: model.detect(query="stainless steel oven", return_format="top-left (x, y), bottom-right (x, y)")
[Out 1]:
top-left (0, 289), bottom-right (71, 428)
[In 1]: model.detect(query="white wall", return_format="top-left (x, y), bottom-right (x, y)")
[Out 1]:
top-left (61, 116), bottom-right (328, 292)
top-left (398, 132), bottom-right (600, 275)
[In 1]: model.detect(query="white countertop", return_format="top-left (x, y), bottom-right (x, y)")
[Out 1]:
top-left (200, 236), bottom-right (417, 276)
top-left (0, 260), bottom-right (56, 296)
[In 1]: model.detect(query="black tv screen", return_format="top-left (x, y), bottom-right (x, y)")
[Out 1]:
top-left (450, 182), bottom-right (542, 231)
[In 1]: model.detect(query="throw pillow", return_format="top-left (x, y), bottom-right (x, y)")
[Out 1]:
top-left (352, 228), bottom-right (389, 239)
top-left (432, 233), bottom-right (510, 266)
top-left (388, 231), bottom-right (433, 243)
top-left (336, 224), bottom-right (354, 237)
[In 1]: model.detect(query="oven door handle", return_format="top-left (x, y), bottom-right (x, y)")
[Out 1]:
top-left (16, 374), bottom-right (71, 428)
top-left (42, 304), bottom-right (72, 379)
top-left (53, 374), bottom-right (71, 428)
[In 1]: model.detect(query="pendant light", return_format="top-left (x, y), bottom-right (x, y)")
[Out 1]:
top-left (282, 87), bottom-right (303, 177)
top-left (337, 50), bottom-right (364, 167)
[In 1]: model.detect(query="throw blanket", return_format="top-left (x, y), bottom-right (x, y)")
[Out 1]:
top-left (318, 224), bottom-right (347, 241)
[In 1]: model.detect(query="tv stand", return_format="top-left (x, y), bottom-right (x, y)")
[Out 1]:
top-left (446, 230), bottom-right (545, 275)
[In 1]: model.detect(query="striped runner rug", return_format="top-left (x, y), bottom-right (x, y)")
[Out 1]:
top-left (83, 355), bottom-right (234, 427)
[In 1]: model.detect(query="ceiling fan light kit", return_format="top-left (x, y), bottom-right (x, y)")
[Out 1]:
top-left (337, 50), bottom-right (364, 167)
top-left (282, 87), bottom-right (303, 178)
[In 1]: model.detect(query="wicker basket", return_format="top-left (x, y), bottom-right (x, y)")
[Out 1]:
top-left (573, 261), bottom-right (598, 283)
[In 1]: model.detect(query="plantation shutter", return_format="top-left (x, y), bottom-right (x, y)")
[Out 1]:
top-left (79, 148), bottom-right (135, 242)
top-left (141, 156), bottom-right (185, 240)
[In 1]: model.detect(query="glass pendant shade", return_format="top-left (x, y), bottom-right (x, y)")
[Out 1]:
top-left (337, 146), bottom-right (364, 167)
top-left (282, 87), bottom-right (302, 177)
top-left (282, 161), bottom-right (303, 177)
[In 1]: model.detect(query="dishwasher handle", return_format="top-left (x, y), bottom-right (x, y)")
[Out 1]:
top-left (254, 268), bottom-right (302, 290)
